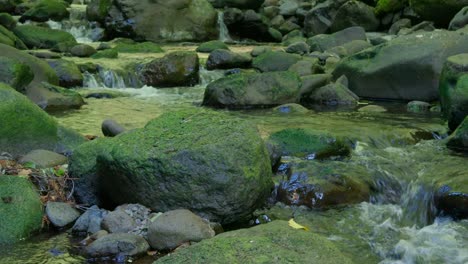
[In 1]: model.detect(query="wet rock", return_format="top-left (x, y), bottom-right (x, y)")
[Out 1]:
top-left (0, 176), bottom-right (43, 244)
top-left (303, 0), bottom-right (348, 36)
top-left (13, 25), bottom-right (76, 49)
top-left (333, 30), bottom-right (468, 101)
top-left (285, 41), bottom-right (309, 55)
top-left (85, 233), bottom-right (149, 258)
top-left (0, 23), bottom-right (26, 50)
top-left (449, 6), bottom-right (468, 31)
top-left (276, 161), bottom-right (371, 209)
top-left (273, 103), bottom-right (309, 114)
top-left (196, 40), bottom-right (229, 53)
top-left (330, 0), bottom-right (379, 32)
top-left (20, 0), bottom-right (70, 23)
top-left (267, 128), bottom-right (351, 159)
top-left (299, 74), bottom-right (333, 96)
top-left (101, 210), bottom-right (136, 234)
top-left (288, 58), bottom-right (321, 77)
top-left (439, 53), bottom-right (468, 131)
top-left (250, 46), bottom-right (272, 57)
top-left (203, 71), bottom-right (302, 108)
top-left (300, 81), bottom-right (359, 106)
top-left (389, 18), bottom-right (412, 35)
top-left (407, 101), bottom-right (431, 113)
top-left (101, 119), bottom-right (126, 137)
top-left (446, 116), bottom-right (468, 152)
top-left (206, 49), bottom-right (251, 70)
top-left (224, 8), bottom-right (277, 42)
top-left (307, 26), bottom-right (367, 52)
top-left (147, 209), bottom-right (215, 250)
top-left (358, 105), bottom-right (387, 113)
top-left (46, 202), bottom-right (81, 228)
top-left (72, 205), bottom-right (109, 236)
top-left (156, 220), bottom-right (353, 263)
top-left (252, 51), bottom-right (301, 72)
top-left (47, 59), bottom-right (83, 88)
top-left (140, 51), bottom-right (199, 87)
top-left (19, 149), bottom-right (67, 168)
top-left (40, 82), bottom-right (85, 110)
top-left (70, 44), bottom-right (97, 57)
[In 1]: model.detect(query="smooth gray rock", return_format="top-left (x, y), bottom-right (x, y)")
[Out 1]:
top-left (19, 149), bottom-right (67, 168)
top-left (85, 233), bottom-right (149, 257)
top-left (206, 49), bottom-right (252, 70)
top-left (307, 26), bottom-right (367, 52)
top-left (101, 119), bottom-right (126, 137)
top-left (72, 205), bottom-right (109, 235)
top-left (449, 6), bottom-right (468, 31)
top-left (101, 210), bottom-right (136, 233)
top-left (147, 209), bottom-right (215, 250)
top-left (46, 202), bottom-right (81, 228)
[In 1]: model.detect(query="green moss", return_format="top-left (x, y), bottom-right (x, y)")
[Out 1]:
top-left (13, 25), bottom-right (76, 49)
top-left (0, 12), bottom-right (16, 29)
top-left (196, 40), bottom-right (229, 53)
top-left (0, 176), bottom-right (43, 244)
top-left (41, 82), bottom-right (85, 110)
top-left (0, 25), bottom-right (27, 49)
top-left (113, 42), bottom-right (164, 53)
top-left (21, 0), bottom-right (70, 22)
top-left (91, 49), bottom-right (118, 59)
top-left (0, 57), bottom-right (34, 91)
top-left (375, 0), bottom-right (408, 15)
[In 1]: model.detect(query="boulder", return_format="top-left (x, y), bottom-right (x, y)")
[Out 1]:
top-left (0, 25), bottom-right (27, 49)
top-left (203, 71), bottom-right (302, 108)
top-left (19, 149), bottom-right (67, 168)
top-left (101, 119), bottom-right (126, 137)
top-left (224, 8), bottom-right (276, 41)
top-left (252, 51), bottom-right (301, 72)
top-left (447, 116), bottom-right (468, 152)
top-left (439, 53), bottom-right (468, 131)
top-left (0, 56), bottom-right (33, 92)
top-left (333, 30), bottom-right (468, 101)
top-left (92, 109), bottom-right (273, 225)
top-left (85, 233), bottom-right (149, 258)
top-left (47, 59), bottom-right (83, 88)
top-left (303, 0), bottom-right (348, 36)
top-left (147, 209), bottom-right (215, 250)
top-left (72, 205), bottom-right (109, 235)
top-left (0, 176), bottom-right (43, 244)
top-left (285, 41), bottom-right (309, 55)
top-left (196, 40), bottom-right (229, 53)
top-left (140, 51), bottom-right (199, 87)
top-left (19, 0), bottom-right (69, 23)
top-left (273, 103), bottom-right (309, 115)
top-left (449, 6), bottom-right (468, 31)
top-left (40, 82), bottom-right (85, 110)
top-left (101, 210), bottom-right (136, 233)
top-left (288, 58), bottom-right (321, 77)
top-left (0, 0), bottom-right (21, 13)
top-left (156, 220), bottom-right (353, 264)
top-left (409, 0), bottom-right (468, 26)
top-left (326, 40), bottom-right (372, 58)
top-left (45, 202), bottom-right (81, 227)
top-left (0, 13), bottom-right (16, 30)
top-left (301, 82), bottom-right (359, 106)
top-left (206, 49), bottom-right (251, 70)
top-left (276, 161), bottom-right (372, 208)
top-left (14, 25), bottom-right (76, 49)
top-left (330, 0), bottom-right (379, 32)
top-left (307, 26), bottom-right (367, 52)
top-left (70, 44), bottom-right (97, 57)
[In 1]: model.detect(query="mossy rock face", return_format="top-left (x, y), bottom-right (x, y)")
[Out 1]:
top-left (0, 176), bottom-right (43, 244)
top-left (140, 51), bottom-right (200, 87)
top-left (0, 56), bottom-right (34, 92)
top-left (196, 40), bottom-right (229, 53)
top-left (276, 161), bottom-right (371, 209)
top-left (409, 0), bottom-right (468, 26)
top-left (375, 0), bottom-right (408, 16)
top-left (268, 128), bottom-right (351, 159)
top-left (88, 108), bottom-right (273, 224)
top-left (20, 0), bottom-right (70, 23)
top-left (252, 51), bottom-right (301, 72)
top-left (47, 59), bottom-right (83, 88)
top-left (155, 220), bottom-right (353, 264)
top-left (113, 42), bottom-right (164, 53)
top-left (40, 82), bottom-right (85, 110)
top-left (0, 12), bottom-right (16, 30)
top-left (203, 71), bottom-right (302, 109)
top-left (91, 49), bottom-right (118, 59)
top-left (14, 25), bottom-right (76, 49)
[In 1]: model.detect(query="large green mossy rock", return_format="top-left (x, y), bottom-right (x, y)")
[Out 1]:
top-left (47, 59), bottom-right (83, 88)
top-left (20, 0), bottom-right (70, 23)
top-left (74, 109), bottom-right (273, 224)
top-left (0, 25), bottom-right (27, 49)
top-left (439, 54), bottom-right (468, 131)
top-left (252, 51), bottom-right (301, 72)
top-left (155, 220), bottom-right (353, 264)
top-left (409, 0), bottom-right (468, 26)
top-left (333, 30), bottom-right (468, 101)
top-left (0, 176), bottom-right (43, 244)
top-left (0, 56), bottom-right (34, 91)
top-left (14, 25), bottom-right (76, 49)
top-left (203, 71), bottom-right (302, 109)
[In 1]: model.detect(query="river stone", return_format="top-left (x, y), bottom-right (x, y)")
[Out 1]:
top-left (439, 54), bottom-right (468, 131)
top-left (45, 202), bottom-right (80, 227)
top-left (333, 29), bottom-right (468, 102)
top-left (95, 108), bottom-right (273, 225)
top-left (288, 58), bottom-right (321, 77)
top-left (155, 220), bottom-right (353, 264)
top-left (285, 41), bottom-right (309, 55)
top-left (47, 59), bottom-right (83, 88)
top-left (206, 49), bottom-right (251, 70)
top-left (140, 51), bottom-right (199, 87)
top-left (307, 26), bottom-right (367, 52)
top-left (101, 119), bottom-right (126, 137)
top-left (409, 0), bottom-right (468, 27)
top-left (72, 205), bottom-right (109, 235)
top-left (14, 25), bottom-right (76, 49)
top-left (196, 40), bottom-right (229, 53)
top-left (326, 40), bottom-right (372, 58)
top-left (0, 176), bottom-right (43, 244)
top-left (250, 46), bottom-right (272, 57)
top-left (147, 209), bottom-right (215, 250)
top-left (101, 210), bottom-right (136, 233)
top-left (203, 71), bottom-right (302, 109)
top-left (70, 44), bottom-right (97, 57)
top-left (299, 74), bottom-right (333, 96)
top-left (19, 149), bottom-right (67, 168)
top-left (277, 161), bottom-right (371, 209)
top-left (447, 116), bottom-right (468, 153)
top-left (330, 0), bottom-right (379, 32)
top-left (0, 24), bottom-right (27, 50)
top-left (252, 51), bottom-right (301, 72)
top-left (20, 0), bottom-right (70, 23)
top-left (303, 0), bottom-right (349, 36)
top-left (449, 6), bottom-right (468, 31)
top-left (85, 233), bottom-right (149, 258)
top-left (0, 56), bottom-right (34, 92)
top-left (40, 82), bottom-right (85, 110)
top-left (301, 82), bottom-right (359, 106)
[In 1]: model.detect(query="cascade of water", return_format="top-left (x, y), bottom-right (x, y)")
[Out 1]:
top-left (199, 67), bottom-right (225, 86)
top-left (83, 69), bottom-right (135, 89)
top-left (217, 11), bottom-right (232, 43)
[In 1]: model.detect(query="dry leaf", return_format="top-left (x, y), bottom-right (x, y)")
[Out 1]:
top-left (288, 218), bottom-right (309, 231)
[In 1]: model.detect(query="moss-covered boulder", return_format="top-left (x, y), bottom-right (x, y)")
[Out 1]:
top-left (0, 25), bottom-right (27, 49)
top-left (447, 116), bottom-right (468, 153)
top-left (47, 59), bottom-right (83, 88)
top-left (333, 30), bottom-right (468, 101)
top-left (155, 220), bottom-right (353, 264)
top-left (276, 161), bottom-right (371, 209)
top-left (0, 0), bottom-right (23, 13)
top-left (113, 42), bottom-right (164, 53)
top-left (203, 71), bottom-right (302, 109)
top-left (300, 82), bottom-right (359, 106)
top-left (330, 0), bottom-right (379, 32)
top-left (206, 49), bottom-right (251, 70)
top-left (439, 54), bottom-right (468, 131)
top-left (0, 13), bottom-right (16, 30)
top-left (0, 176), bottom-right (43, 244)
top-left (267, 128), bottom-right (351, 159)
top-left (91, 49), bottom-right (118, 59)
top-left (71, 109), bottom-right (273, 225)
top-left (409, 0), bottom-right (468, 26)
top-left (140, 51), bottom-right (200, 87)
top-left (20, 0), bottom-right (70, 23)
top-left (0, 56), bottom-right (34, 92)
top-left (86, 0), bottom-right (112, 23)
top-left (252, 51), bottom-right (301, 72)
top-left (40, 82), bottom-right (85, 110)
top-left (70, 44), bottom-right (97, 57)
top-left (196, 40), bottom-right (229, 53)
top-left (14, 25), bottom-right (76, 49)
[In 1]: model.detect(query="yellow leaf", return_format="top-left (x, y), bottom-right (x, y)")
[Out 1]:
top-left (288, 218), bottom-right (309, 231)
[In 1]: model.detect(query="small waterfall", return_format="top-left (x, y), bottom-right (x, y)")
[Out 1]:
top-left (217, 11), bottom-right (232, 42)
top-left (83, 68), bottom-right (140, 89)
top-left (199, 67), bottom-right (225, 86)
